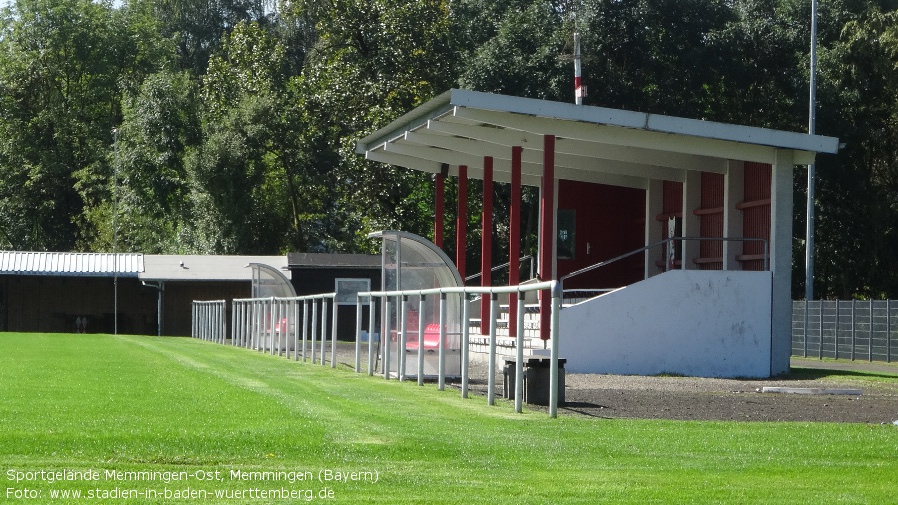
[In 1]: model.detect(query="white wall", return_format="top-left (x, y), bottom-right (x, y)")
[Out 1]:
top-left (559, 270), bottom-right (772, 378)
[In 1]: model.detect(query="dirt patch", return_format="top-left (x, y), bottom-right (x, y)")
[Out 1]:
top-left (331, 345), bottom-right (898, 424)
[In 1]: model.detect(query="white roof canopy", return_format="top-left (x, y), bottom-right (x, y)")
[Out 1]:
top-left (357, 89), bottom-right (840, 189)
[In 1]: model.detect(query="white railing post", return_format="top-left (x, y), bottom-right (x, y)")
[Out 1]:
top-left (310, 299), bottom-right (318, 364)
top-left (302, 300), bottom-right (309, 362)
top-left (460, 294), bottom-right (470, 398)
top-left (550, 281), bottom-right (561, 418)
top-left (438, 293), bottom-right (447, 391)
top-left (355, 296), bottom-right (363, 372)
top-left (368, 296), bottom-right (376, 376)
top-left (487, 293), bottom-right (498, 406)
top-left (384, 296), bottom-right (393, 380)
top-left (331, 295), bottom-right (338, 368)
top-left (399, 296), bottom-right (408, 381)
top-left (515, 291), bottom-right (526, 413)
top-left (293, 300), bottom-right (300, 361)
top-left (417, 295), bottom-right (426, 386)
top-left (320, 298), bottom-right (328, 366)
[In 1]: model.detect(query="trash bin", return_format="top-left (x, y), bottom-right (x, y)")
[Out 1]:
top-left (503, 360), bottom-right (518, 399)
top-left (502, 358), bottom-right (566, 406)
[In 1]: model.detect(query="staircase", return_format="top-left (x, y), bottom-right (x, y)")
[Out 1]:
top-left (467, 303), bottom-right (555, 367)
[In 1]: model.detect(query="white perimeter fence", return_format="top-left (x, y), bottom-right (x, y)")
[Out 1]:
top-left (192, 280), bottom-right (562, 417)
top-left (792, 300), bottom-right (897, 362)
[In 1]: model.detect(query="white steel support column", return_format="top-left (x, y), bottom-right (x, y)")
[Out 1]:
top-left (355, 297), bottom-right (363, 372)
top-left (384, 297), bottom-right (392, 380)
top-left (320, 298), bottom-right (328, 366)
top-left (310, 299), bottom-right (318, 364)
top-left (331, 297), bottom-right (338, 368)
top-left (645, 178), bottom-right (663, 278)
top-left (723, 160), bottom-right (745, 270)
top-left (367, 297), bottom-right (376, 376)
top-left (770, 149), bottom-right (795, 375)
top-left (417, 295), bottom-right (426, 386)
top-left (681, 170), bottom-right (702, 269)
top-left (302, 300), bottom-right (309, 362)
top-left (399, 295), bottom-right (408, 381)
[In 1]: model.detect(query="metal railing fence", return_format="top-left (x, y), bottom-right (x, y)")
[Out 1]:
top-left (559, 236), bottom-right (769, 294)
top-left (191, 300), bottom-right (226, 343)
top-left (192, 283), bottom-right (561, 418)
top-left (229, 293), bottom-right (339, 366)
top-left (357, 280), bottom-right (561, 417)
top-left (792, 300), bottom-right (897, 363)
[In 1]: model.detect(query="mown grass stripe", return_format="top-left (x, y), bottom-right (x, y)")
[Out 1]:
top-left (1, 333), bottom-right (896, 504)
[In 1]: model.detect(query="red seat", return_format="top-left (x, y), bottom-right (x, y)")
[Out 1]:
top-left (405, 323), bottom-right (443, 350)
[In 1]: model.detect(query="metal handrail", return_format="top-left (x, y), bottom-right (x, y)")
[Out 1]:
top-left (357, 280), bottom-right (562, 417)
top-left (465, 255), bottom-right (534, 282)
top-left (559, 236), bottom-right (769, 292)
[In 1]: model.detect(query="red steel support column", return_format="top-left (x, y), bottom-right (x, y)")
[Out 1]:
top-left (480, 157), bottom-right (494, 323)
top-left (509, 147), bottom-right (522, 338)
top-left (539, 136), bottom-right (555, 341)
top-left (435, 173), bottom-right (445, 248)
top-left (456, 165), bottom-right (468, 280)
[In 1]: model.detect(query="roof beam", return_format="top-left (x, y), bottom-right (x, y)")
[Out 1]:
top-left (399, 132), bottom-right (685, 181)
top-left (382, 143), bottom-right (648, 189)
top-left (452, 106), bottom-right (784, 165)
top-left (424, 119), bottom-right (726, 173)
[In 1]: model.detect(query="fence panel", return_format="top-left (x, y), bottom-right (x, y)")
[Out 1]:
top-left (793, 299), bottom-right (896, 363)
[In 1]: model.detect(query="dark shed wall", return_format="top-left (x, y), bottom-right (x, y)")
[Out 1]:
top-left (163, 281), bottom-right (249, 336)
top-left (289, 267), bottom-right (382, 341)
top-left (1, 276), bottom-right (155, 334)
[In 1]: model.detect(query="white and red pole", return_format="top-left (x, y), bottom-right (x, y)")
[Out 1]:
top-left (574, 32), bottom-right (585, 105)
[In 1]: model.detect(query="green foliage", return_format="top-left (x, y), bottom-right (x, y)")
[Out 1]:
top-left (0, 0), bottom-right (128, 250)
top-left (1, 0), bottom-right (898, 296)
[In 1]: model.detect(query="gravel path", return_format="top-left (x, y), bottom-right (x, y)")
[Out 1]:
top-left (330, 343), bottom-right (898, 424)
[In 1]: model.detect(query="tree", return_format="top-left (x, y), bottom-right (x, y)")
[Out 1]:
top-left (0, 0), bottom-right (125, 250)
top-left (185, 21), bottom-right (292, 253)
top-left (812, 5), bottom-right (898, 297)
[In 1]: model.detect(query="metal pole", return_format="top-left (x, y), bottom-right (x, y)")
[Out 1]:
top-left (331, 297), bottom-right (339, 368)
top-left (550, 283), bottom-right (561, 418)
top-left (384, 297), bottom-right (392, 380)
top-left (805, 0), bottom-right (818, 304)
top-left (417, 295), bottom-right (426, 386)
top-left (515, 291), bottom-right (526, 413)
top-left (888, 299), bottom-right (892, 363)
top-left (487, 293), bottom-right (498, 405)
top-left (269, 297), bottom-right (276, 356)
top-left (112, 128), bottom-right (119, 335)
top-left (438, 293), bottom-right (447, 390)
top-left (310, 299), bottom-right (318, 364)
top-left (302, 300), bottom-right (309, 362)
top-left (461, 294), bottom-right (470, 398)
top-left (320, 298), bottom-right (328, 366)
top-left (399, 295), bottom-right (408, 381)
top-left (273, 299), bottom-right (281, 355)
top-left (368, 297), bottom-right (376, 376)
top-left (355, 297), bottom-right (363, 372)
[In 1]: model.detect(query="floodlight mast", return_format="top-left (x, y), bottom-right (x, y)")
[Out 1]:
top-left (113, 128), bottom-right (119, 335)
top-left (806, 0), bottom-right (817, 303)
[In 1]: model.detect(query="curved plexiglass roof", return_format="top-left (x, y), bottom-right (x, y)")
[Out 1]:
top-left (368, 230), bottom-right (463, 292)
top-left (249, 263), bottom-right (297, 298)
